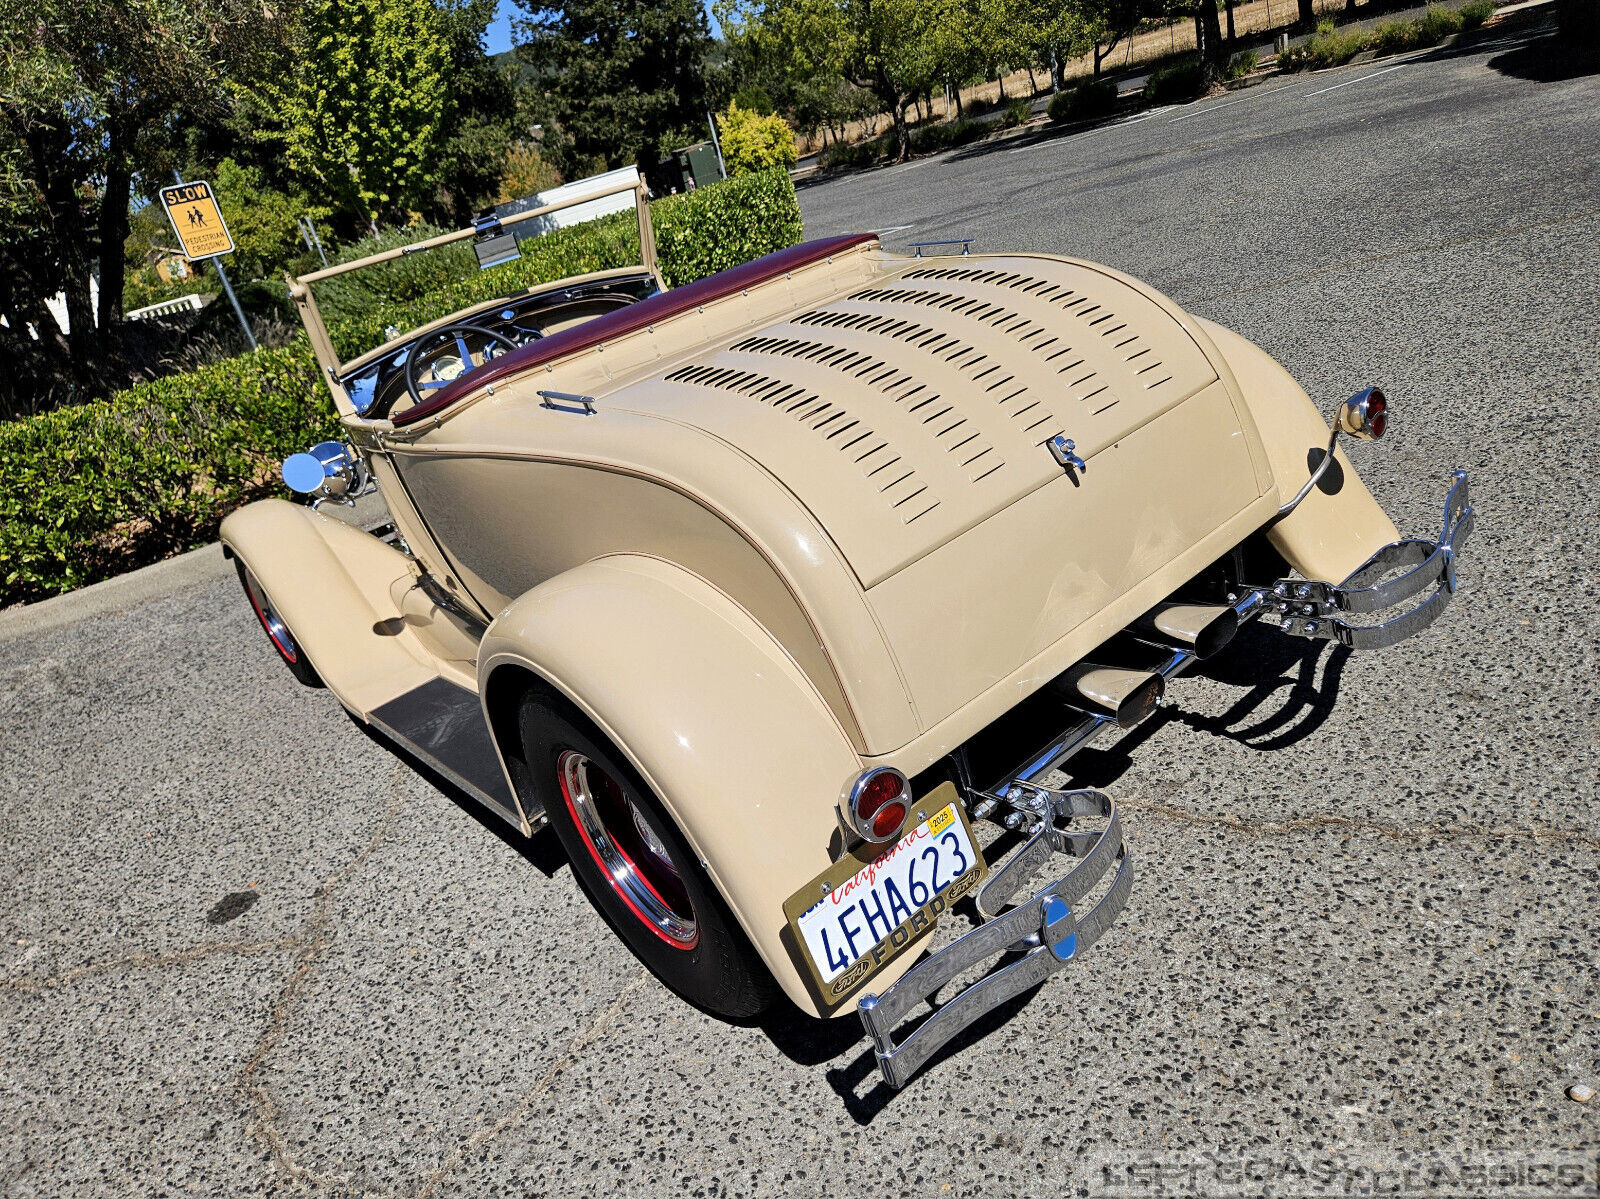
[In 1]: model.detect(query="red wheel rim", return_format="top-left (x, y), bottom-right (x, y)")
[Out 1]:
top-left (557, 750), bottom-right (698, 950)
top-left (242, 568), bottom-right (299, 664)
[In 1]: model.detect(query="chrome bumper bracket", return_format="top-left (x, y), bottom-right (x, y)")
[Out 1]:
top-left (1273, 470), bottom-right (1474, 651)
top-left (856, 792), bottom-right (1130, 1090)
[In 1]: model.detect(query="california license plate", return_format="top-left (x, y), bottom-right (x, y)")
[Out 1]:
top-left (783, 783), bottom-right (985, 1006)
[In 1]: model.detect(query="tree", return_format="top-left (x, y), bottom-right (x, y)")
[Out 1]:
top-left (0, 0), bottom-right (291, 398)
top-left (264, 0), bottom-right (451, 231)
top-left (516, 0), bottom-right (713, 178)
top-left (425, 0), bottom-right (523, 225)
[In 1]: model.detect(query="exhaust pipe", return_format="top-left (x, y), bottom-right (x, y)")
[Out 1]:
top-left (1051, 663), bottom-right (1165, 729)
top-left (1134, 602), bottom-right (1240, 659)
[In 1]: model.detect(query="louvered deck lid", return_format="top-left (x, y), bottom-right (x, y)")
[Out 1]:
top-left (606, 255), bottom-right (1219, 588)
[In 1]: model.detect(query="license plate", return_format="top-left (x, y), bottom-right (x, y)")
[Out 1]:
top-left (783, 783), bottom-right (985, 1006)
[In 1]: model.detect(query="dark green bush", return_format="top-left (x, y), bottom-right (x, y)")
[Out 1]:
top-left (1459, 0), bottom-right (1494, 28)
top-left (0, 342), bottom-right (334, 603)
top-left (1226, 49), bottom-right (1260, 79)
top-left (817, 136), bottom-right (887, 172)
top-left (1143, 56), bottom-right (1207, 103)
top-left (1000, 98), bottom-right (1032, 128)
top-left (1280, 21), bottom-right (1371, 69)
top-left (1049, 78), bottom-right (1119, 123)
top-left (0, 170), bottom-right (804, 606)
top-left (908, 119), bottom-right (989, 155)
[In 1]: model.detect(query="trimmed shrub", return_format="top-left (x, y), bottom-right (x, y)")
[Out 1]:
top-left (1280, 21), bottom-right (1371, 69)
top-left (1460, 0), bottom-right (1494, 28)
top-left (1143, 56), bottom-right (1207, 103)
top-left (817, 136), bottom-right (887, 172)
top-left (0, 342), bottom-right (334, 603)
top-left (716, 102), bottom-right (800, 176)
top-left (909, 119), bottom-right (989, 155)
top-left (0, 169), bottom-right (805, 606)
top-left (1226, 49), bottom-right (1260, 79)
top-left (1049, 78), bottom-right (1120, 123)
top-left (1000, 98), bottom-right (1032, 128)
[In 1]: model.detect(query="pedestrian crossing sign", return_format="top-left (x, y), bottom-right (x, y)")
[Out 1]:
top-left (159, 180), bottom-right (236, 260)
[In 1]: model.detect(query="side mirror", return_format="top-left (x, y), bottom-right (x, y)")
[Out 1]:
top-left (1337, 386), bottom-right (1389, 441)
top-left (282, 441), bottom-right (366, 501)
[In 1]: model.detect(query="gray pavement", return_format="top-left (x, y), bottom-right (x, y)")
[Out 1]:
top-left (4, 22), bottom-right (1599, 1197)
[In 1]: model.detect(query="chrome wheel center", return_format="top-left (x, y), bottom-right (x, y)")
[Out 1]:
top-left (557, 750), bottom-right (697, 949)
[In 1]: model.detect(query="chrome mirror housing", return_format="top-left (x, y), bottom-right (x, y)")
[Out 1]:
top-left (1337, 386), bottom-right (1389, 441)
top-left (282, 441), bottom-right (367, 503)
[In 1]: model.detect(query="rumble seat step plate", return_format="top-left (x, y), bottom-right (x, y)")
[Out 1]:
top-left (368, 678), bottom-right (527, 824)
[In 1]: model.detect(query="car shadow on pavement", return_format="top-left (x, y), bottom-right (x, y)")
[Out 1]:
top-left (349, 716), bottom-right (567, 878)
top-left (1068, 628), bottom-right (1350, 790)
top-left (1486, 27), bottom-right (1600, 83)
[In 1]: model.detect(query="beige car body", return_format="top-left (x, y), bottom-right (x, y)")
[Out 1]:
top-left (222, 212), bottom-right (1455, 1022)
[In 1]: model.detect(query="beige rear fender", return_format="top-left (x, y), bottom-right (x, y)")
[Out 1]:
top-left (477, 554), bottom-right (881, 1017)
top-left (1194, 318), bottom-right (1401, 584)
top-left (219, 498), bottom-right (440, 717)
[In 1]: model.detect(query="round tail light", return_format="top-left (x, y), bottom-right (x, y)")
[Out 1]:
top-left (1338, 387), bottom-right (1389, 441)
top-left (843, 767), bottom-right (911, 844)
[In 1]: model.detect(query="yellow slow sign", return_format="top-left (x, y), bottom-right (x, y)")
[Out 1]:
top-left (159, 180), bottom-right (235, 260)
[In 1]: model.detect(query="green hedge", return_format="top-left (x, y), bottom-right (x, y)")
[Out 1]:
top-left (0, 342), bottom-right (337, 602)
top-left (0, 169), bottom-right (804, 607)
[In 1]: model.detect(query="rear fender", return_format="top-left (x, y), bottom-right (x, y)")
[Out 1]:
top-left (477, 554), bottom-right (874, 1016)
top-left (1196, 318), bottom-right (1400, 583)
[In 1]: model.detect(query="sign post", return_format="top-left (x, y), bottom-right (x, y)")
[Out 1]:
top-left (158, 176), bottom-right (257, 351)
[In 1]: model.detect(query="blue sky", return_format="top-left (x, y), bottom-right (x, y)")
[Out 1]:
top-left (483, 0), bottom-right (722, 55)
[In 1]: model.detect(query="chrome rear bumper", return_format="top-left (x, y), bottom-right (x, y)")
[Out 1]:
top-left (857, 789), bottom-right (1130, 1089)
top-left (1271, 471), bottom-right (1475, 650)
top-left (853, 471), bottom-right (1472, 1089)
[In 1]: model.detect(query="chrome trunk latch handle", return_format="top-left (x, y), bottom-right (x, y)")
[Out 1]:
top-left (1048, 435), bottom-right (1087, 475)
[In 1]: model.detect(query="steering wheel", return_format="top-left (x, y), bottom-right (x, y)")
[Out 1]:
top-left (399, 323), bottom-right (520, 415)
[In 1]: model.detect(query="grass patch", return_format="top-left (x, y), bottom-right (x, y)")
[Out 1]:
top-left (1283, 5), bottom-right (1473, 71)
top-left (1280, 20), bottom-right (1372, 69)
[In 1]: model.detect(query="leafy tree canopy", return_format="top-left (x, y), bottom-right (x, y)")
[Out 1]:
top-left (515, 0), bottom-right (713, 177)
top-left (262, 0), bottom-right (451, 229)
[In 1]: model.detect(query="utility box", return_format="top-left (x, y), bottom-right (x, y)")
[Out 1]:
top-left (656, 142), bottom-right (723, 195)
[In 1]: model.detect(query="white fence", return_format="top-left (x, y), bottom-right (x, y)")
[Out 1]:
top-left (126, 293), bottom-right (207, 322)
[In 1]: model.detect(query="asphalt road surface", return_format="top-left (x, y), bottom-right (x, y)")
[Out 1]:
top-left (4, 22), bottom-right (1598, 1198)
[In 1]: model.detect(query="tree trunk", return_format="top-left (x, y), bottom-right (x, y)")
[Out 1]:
top-left (996, 71), bottom-right (1006, 101)
top-left (1298, 0), bottom-right (1316, 25)
top-left (1050, 49), bottom-right (1065, 92)
top-left (891, 93), bottom-right (910, 161)
top-left (1195, 0), bottom-right (1226, 79)
top-left (96, 112), bottom-right (133, 363)
top-left (1027, 65), bottom-right (1038, 96)
top-left (1094, 42), bottom-right (1108, 76)
top-left (1225, 0), bottom-right (1238, 43)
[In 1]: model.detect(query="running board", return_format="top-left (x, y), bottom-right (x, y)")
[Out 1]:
top-left (368, 677), bottom-right (543, 831)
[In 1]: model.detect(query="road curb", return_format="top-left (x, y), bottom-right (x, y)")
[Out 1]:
top-left (0, 542), bottom-right (232, 645)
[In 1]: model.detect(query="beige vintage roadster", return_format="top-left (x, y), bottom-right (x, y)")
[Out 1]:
top-left (222, 181), bottom-right (1473, 1088)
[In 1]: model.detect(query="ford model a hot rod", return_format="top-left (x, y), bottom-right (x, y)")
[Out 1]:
top-left (222, 179), bottom-right (1473, 1088)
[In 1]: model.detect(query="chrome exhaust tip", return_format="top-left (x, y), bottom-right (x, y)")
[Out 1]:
top-left (1052, 663), bottom-right (1166, 730)
top-left (1135, 602), bottom-right (1241, 660)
